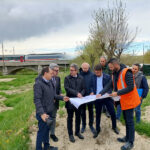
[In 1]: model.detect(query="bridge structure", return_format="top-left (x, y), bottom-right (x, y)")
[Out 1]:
top-left (0, 60), bottom-right (70, 75)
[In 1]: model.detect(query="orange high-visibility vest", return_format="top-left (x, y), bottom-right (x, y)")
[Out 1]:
top-left (117, 68), bottom-right (140, 110)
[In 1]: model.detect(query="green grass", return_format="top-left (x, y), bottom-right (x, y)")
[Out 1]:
top-left (119, 92), bottom-right (150, 138)
top-left (135, 120), bottom-right (150, 137)
top-left (0, 71), bottom-right (37, 150)
top-left (0, 90), bottom-right (34, 150)
top-left (134, 92), bottom-right (150, 137)
top-left (3, 94), bottom-right (25, 107)
top-left (58, 109), bottom-right (65, 117)
top-left (141, 92), bottom-right (150, 109)
top-left (0, 74), bottom-right (37, 90)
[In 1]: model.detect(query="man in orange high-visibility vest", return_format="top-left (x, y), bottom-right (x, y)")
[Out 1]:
top-left (96, 58), bottom-right (140, 150)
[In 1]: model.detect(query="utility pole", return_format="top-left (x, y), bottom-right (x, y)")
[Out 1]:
top-left (2, 42), bottom-right (5, 68)
top-left (13, 47), bottom-right (15, 55)
top-left (133, 49), bottom-right (134, 56)
top-left (143, 43), bottom-right (144, 64)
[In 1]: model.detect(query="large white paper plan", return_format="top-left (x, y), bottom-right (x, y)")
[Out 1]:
top-left (69, 93), bottom-right (120, 109)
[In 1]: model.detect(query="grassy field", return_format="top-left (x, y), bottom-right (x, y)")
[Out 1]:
top-left (134, 92), bottom-right (150, 137)
top-left (0, 70), bottom-right (68, 150)
top-left (0, 69), bottom-right (37, 150)
top-left (0, 70), bottom-right (149, 150)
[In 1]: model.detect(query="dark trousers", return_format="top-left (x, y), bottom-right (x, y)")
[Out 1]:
top-left (81, 102), bottom-right (94, 127)
top-left (36, 114), bottom-right (51, 150)
top-left (95, 98), bottom-right (116, 131)
top-left (123, 109), bottom-right (135, 144)
top-left (50, 105), bottom-right (57, 135)
top-left (66, 107), bottom-right (81, 136)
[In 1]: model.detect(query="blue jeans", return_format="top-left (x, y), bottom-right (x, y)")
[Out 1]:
top-left (116, 104), bottom-right (122, 120)
top-left (135, 100), bottom-right (142, 123)
top-left (36, 114), bottom-right (51, 150)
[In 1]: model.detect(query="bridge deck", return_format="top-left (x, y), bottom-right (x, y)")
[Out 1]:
top-left (0, 60), bottom-right (70, 66)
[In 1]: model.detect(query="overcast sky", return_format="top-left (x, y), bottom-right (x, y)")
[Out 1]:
top-left (0, 0), bottom-right (150, 54)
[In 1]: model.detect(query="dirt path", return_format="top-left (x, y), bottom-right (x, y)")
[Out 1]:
top-left (148, 79), bottom-right (150, 87)
top-left (0, 103), bottom-right (13, 112)
top-left (0, 83), bottom-right (33, 113)
top-left (29, 110), bottom-right (150, 150)
top-left (0, 78), bottom-right (16, 82)
top-left (0, 83), bottom-right (33, 95)
top-left (142, 106), bottom-right (150, 123)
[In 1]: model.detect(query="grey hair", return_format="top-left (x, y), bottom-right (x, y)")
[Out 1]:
top-left (100, 56), bottom-right (107, 61)
top-left (49, 63), bottom-right (59, 70)
top-left (81, 62), bottom-right (90, 68)
top-left (70, 63), bottom-right (78, 71)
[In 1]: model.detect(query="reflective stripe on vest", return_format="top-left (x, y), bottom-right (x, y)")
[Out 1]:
top-left (120, 69), bottom-right (136, 89)
top-left (120, 70), bottom-right (125, 89)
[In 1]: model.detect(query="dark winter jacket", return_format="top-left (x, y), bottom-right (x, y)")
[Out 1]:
top-left (134, 71), bottom-right (149, 99)
top-left (34, 76), bottom-right (63, 116)
top-left (100, 64), bottom-right (135, 96)
top-left (102, 64), bottom-right (111, 75)
top-left (79, 68), bottom-right (93, 96)
top-left (64, 74), bottom-right (85, 109)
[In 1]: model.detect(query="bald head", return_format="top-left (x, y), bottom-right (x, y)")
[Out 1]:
top-left (81, 62), bottom-right (90, 72)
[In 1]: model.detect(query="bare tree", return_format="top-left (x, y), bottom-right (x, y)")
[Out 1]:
top-left (90, 0), bottom-right (138, 60)
top-left (76, 39), bottom-right (103, 70)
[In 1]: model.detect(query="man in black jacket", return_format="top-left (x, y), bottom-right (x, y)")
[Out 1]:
top-left (34, 67), bottom-right (69, 150)
top-left (97, 58), bottom-right (138, 150)
top-left (49, 63), bottom-right (62, 142)
top-left (79, 62), bottom-right (95, 134)
top-left (64, 63), bottom-right (85, 143)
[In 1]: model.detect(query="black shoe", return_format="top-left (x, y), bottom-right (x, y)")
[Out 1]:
top-left (121, 142), bottom-right (134, 150)
top-left (75, 133), bottom-right (84, 139)
top-left (69, 135), bottom-right (75, 143)
top-left (117, 136), bottom-right (127, 143)
top-left (81, 126), bottom-right (86, 133)
top-left (44, 146), bottom-right (58, 150)
top-left (112, 127), bottom-right (119, 134)
top-left (93, 129), bottom-right (100, 138)
top-left (89, 126), bottom-right (96, 134)
top-left (50, 135), bottom-right (58, 142)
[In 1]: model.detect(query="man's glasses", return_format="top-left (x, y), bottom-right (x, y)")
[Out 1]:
top-left (54, 70), bottom-right (59, 72)
top-left (70, 69), bottom-right (76, 72)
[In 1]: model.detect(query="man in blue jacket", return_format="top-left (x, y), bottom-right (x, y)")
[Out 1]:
top-left (34, 67), bottom-right (69, 150)
top-left (79, 62), bottom-right (96, 134)
top-left (91, 64), bottom-right (119, 138)
top-left (132, 63), bottom-right (149, 123)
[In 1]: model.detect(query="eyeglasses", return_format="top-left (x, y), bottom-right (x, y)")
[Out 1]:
top-left (70, 69), bottom-right (76, 72)
top-left (54, 70), bottom-right (59, 72)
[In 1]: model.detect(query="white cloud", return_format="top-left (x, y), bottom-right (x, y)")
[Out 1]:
top-left (1, 0), bottom-right (150, 54)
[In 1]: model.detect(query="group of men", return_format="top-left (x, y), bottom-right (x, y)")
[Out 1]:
top-left (33, 57), bottom-right (149, 150)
